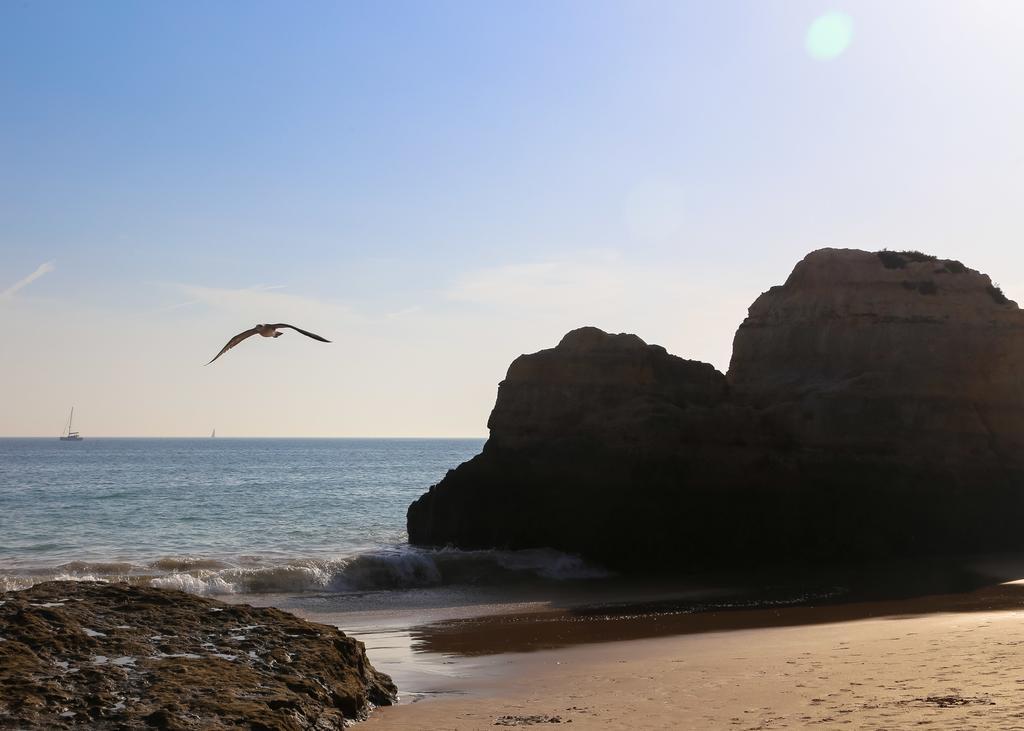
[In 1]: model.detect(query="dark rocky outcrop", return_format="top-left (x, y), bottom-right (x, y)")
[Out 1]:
top-left (408, 249), bottom-right (1024, 570)
top-left (0, 581), bottom-right (395, 729)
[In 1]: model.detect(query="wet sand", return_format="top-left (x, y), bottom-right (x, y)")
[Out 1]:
top-left (228, 560), bottom-right (1024, 729)
top-left (363, 584), bottom-right (1024, 730)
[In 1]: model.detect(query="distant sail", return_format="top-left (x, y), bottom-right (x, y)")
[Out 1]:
top-left (60, 407), bottom-right (84, 442)
top-left (211, 428), bottom-right (216, 438)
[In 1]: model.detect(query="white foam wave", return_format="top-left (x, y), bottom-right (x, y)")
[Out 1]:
top-left (150, 572), bottom-right (237, 596)
top-left (1, 573), bottom-right (112, 593)
top-left (2, 546), bottom-right (609, 596)
top-left (328, 550), bottom-right (443, 591)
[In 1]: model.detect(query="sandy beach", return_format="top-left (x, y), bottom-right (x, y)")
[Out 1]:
top-left (353, 583), bottom-right (1024, 730)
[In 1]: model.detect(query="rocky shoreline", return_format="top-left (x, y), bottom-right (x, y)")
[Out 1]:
top-left (0, 581), bottom-right (396, 729)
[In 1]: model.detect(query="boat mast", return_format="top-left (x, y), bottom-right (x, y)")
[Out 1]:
top-left (67, 407), bottom-right (74, 436)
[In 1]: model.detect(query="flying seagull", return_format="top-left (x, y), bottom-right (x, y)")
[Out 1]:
top-left (207, 323), bottom-right (330, 364)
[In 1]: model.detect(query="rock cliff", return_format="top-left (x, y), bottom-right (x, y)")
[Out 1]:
top-left (408, 249), bottom-right (1024, 569)
top-left (729, 249), bottom-right (1024, 461)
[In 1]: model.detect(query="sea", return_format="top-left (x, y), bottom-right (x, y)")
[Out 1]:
top-left (0, 437), bottom-right (915, 697)
top-left (0, 438), bottom-right (604, 597)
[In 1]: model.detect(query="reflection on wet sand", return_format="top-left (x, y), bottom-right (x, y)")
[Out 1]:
top-left (407, 582), bottom-right (1024, 657)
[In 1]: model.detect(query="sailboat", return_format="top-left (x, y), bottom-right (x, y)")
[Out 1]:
top-left (60, 408), bottom-right (84, 441)
top-left (210, 428), bottom-right (216, 438)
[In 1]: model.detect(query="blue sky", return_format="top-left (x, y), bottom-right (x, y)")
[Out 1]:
top-left (2, 1), bottom-right (1023, 436)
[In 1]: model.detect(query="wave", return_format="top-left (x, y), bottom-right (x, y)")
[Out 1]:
top-left (148, 557), bottom-right (232, 572)
top-left (1, 546), bottom-right (609, 596)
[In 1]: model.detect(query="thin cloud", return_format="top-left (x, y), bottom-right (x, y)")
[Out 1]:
top-left (444, 254), bottom-right (757, 371)
top-left (385, 304), bottom-right (423, 319)
top-left (446, 256), bottom-right (625, 308)
top-left (172, 282), bottom-right (357, 323)
top-left (1, 260), bottom-right (56, 299)
top-left (150, 285), bottom-right (285, 315)
top-left (150, 299), bottom-right (202, 315)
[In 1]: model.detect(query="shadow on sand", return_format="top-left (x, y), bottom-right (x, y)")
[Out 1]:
top-left (408, 555), bottom-right (1024, 656)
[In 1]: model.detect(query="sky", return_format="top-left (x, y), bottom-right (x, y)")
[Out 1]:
top-left (2, 1), bottom-right (1023, 437)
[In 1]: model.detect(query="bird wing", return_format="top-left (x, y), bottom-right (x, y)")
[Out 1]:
top-left (268, 324), bottom-right (331, 343)
top-left (206, 327), bottom-right (260, 365)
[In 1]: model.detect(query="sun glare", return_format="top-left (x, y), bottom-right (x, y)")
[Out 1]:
top-left (805, 11), bottom-right (854, 61)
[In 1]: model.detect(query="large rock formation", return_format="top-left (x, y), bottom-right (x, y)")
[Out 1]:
top-left (0, 581), bottom-right (396, 729)
top-left (730, 248), bottom-right (1024, 460)
top-left (408, 249), bottom-right (1024, 569)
